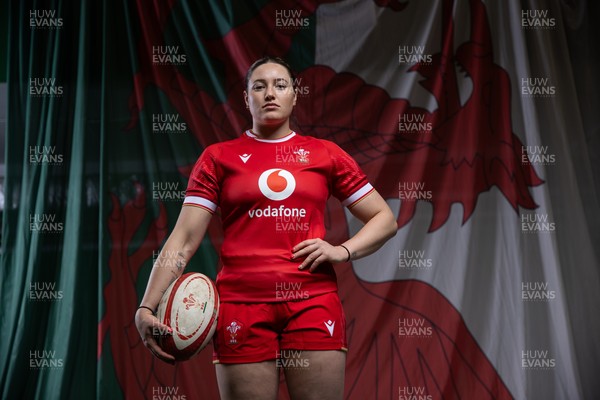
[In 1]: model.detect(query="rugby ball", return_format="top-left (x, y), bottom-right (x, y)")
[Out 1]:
top-left (156, 272), bottom-right (219, 361)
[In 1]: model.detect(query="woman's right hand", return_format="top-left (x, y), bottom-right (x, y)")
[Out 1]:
top-left (135, 307), bottom-right (176, 365)
top-left (134, 206), bottom-right (213, 365)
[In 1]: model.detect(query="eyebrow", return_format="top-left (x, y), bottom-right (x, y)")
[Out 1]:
top-left (251, 78), bottom-right (290, 85)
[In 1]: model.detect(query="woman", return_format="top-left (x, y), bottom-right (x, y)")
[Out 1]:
top-left (135, 57), bottom-right (397, 400)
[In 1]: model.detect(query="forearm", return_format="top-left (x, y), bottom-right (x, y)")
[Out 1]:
top-left (341, 207), bottom-right (397, 260)
top-left (138, 206), bottom-right (212, 310)
top-left (138, 238), bottom-right (194, 310)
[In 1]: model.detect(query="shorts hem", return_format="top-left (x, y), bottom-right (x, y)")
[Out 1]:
top-left (279, 342), bottom-right (348, 352)
top-left (213, 354), bottom-right (277, 365)
top-left (213, 346), bottom-right (348, 364)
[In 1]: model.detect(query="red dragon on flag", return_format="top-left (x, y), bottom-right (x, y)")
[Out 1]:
top-left (98, 0), bottom-right (541, 398)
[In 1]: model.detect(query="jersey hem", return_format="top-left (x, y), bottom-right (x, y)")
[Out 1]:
top-left (217, 287), bottom-right (338, 303)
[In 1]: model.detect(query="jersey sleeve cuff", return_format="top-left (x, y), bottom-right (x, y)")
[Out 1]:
top-left (183, 196), bottom-right (217, 213)
top-left (341, 183), bottom-right (374, 207)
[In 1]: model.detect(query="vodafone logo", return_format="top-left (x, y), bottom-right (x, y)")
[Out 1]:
top-left (258, 169), bottom-right (296, 201)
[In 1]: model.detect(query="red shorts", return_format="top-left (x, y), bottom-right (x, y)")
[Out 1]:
top-left (212, 291), bottom-right (347, 364)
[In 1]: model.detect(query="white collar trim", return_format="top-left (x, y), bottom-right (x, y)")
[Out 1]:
top-left (245, 130), bottom-right (296, 143)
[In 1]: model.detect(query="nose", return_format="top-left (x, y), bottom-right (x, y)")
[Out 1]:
top-left (264, 84), bottom-right (275, 100)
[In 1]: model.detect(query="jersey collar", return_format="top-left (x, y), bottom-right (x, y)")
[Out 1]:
top-left (245, 130), bottom-right (296, 143)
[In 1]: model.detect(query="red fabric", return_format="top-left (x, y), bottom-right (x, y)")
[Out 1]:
top-left (213, 292), bottom-right (347, 364)
top-left (184, 132), bottom-right (372, 302)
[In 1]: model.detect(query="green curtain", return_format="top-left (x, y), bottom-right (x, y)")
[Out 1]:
top-left (1, 0), bottom-right (100, 398)
top-left (1, 0), bottom-right (220, 398)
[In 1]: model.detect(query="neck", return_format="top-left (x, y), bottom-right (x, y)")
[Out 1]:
top-left (251, 122), bottom-right (292, 140)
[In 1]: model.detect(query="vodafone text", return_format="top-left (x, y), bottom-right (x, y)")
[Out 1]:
top-left (248, 205), bottom-right (306, 218)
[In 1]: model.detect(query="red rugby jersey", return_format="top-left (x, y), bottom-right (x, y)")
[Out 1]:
top-left (184, 130), bottom-right (373, 302)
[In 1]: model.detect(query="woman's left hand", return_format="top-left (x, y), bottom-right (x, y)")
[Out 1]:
top-left (292, 238), bottom-right (349, 272)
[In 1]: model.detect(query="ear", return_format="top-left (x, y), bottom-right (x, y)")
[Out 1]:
top-left (243, 90), bottom-right (249, 109)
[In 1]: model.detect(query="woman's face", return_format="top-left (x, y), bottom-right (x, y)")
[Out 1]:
top-left (244, 62), bottom-right (297, 127)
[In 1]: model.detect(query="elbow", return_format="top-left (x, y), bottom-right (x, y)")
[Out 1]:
top-left (386, 220), bottom-right (398, 241)
top-left (383, 212), bottom-right (398, 241)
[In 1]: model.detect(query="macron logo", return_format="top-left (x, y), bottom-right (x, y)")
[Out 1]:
top-left (239, 154), bottom-right (252, 163)
top-left (324, 320), bottom-right (335, 336)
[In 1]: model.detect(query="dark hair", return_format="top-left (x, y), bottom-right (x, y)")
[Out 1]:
top-left (244, 56), bottom-right (296, 90)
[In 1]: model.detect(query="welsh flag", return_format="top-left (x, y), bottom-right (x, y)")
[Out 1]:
top-left (1, 1), bottom-right (599, 399)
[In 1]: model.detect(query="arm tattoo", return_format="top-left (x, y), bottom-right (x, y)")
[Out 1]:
top-left (176, 251), bottom-right (186, 271)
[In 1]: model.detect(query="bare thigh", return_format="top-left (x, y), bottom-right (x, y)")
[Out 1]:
top-left (283, 350), bottom-right (346, 400)
top-left (216, 360), bottom-right (279, 400)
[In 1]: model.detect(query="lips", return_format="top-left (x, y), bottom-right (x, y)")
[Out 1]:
top-left (263, 103), bottom-right (279, 109)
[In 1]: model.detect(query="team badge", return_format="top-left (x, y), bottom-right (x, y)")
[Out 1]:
top-left (225, 320), bottom-right (244, 347)
top-left (182, 293), bottom-right (206, 312)
top-left (294, 148), bottom-right (310, 163)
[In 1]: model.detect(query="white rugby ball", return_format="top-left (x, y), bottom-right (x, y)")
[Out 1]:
top-left (156, 272), bottom-right (219, 361)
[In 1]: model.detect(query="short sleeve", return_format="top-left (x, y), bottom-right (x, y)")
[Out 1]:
top-left (326, 141), bottom-right (374, 207)
top-left (183, 145), bottom-right (221, 213)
